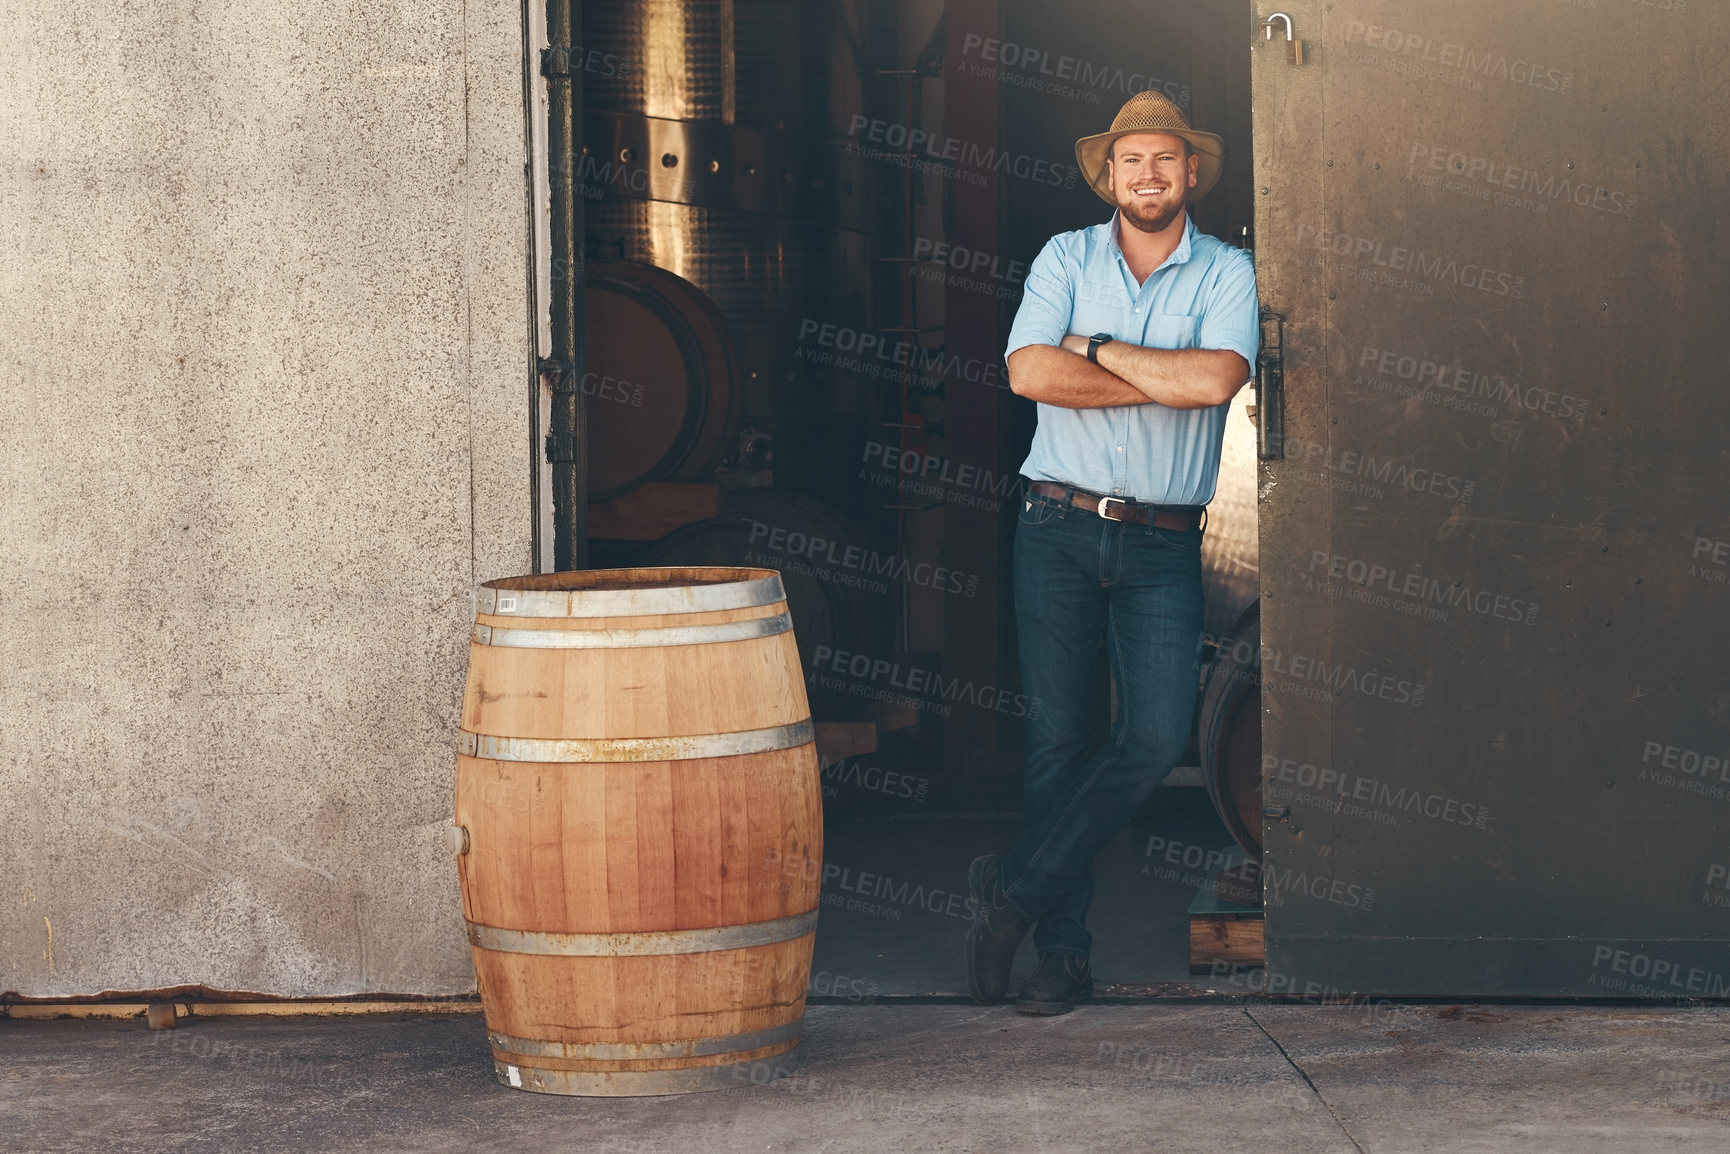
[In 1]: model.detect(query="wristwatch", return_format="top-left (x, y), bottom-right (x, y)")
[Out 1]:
top-left (1087, 333), bottom-right (1114, 363)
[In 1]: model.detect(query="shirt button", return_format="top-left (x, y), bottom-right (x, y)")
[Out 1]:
top-left (1116, 446), bottom-right (1124, 451)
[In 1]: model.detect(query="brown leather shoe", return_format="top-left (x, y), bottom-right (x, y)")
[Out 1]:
top-left (1015, 952), bottom-right (1093, 1015)
top-left (964, 854), bottom-right (1032, 1005)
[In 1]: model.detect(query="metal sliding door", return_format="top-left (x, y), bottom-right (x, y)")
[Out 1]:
top-left (1253, 1), bottom-right (1730, 995)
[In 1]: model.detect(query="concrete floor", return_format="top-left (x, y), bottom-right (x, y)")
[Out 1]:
top-left (16, 794), bottom-right (1724, 1150)
top-left (13, 1003), bottom-right (1730, 1148)
top-left (8, 1003), bottom-right (1730, 1152)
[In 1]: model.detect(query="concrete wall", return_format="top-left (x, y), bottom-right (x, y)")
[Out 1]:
top-left (0, 1), bottom-right (532, 996)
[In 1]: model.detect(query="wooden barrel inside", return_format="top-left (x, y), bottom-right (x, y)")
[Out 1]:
top-left (454, 567), bottom-right (821, 1096)
top-left (584, 261), bottom-right (744, 501)
top-left (1198, 599), bottom-right (1263, 862)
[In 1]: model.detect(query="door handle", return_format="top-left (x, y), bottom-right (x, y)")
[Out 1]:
top-left (1254, 307), bottom-right (1285, 461)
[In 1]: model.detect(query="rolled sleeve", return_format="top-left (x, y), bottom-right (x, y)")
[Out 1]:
top-left (1005, 238), bottom-right (1075, 358)
top-left (1196, 250), bottom-right (1260, 371)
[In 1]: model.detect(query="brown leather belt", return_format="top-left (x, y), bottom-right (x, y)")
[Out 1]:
top-left (1029, 481), bottom-right (1204, 530)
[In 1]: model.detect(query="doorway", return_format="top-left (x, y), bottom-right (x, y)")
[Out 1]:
top-left (563, 0), bottom-right (1262, 995)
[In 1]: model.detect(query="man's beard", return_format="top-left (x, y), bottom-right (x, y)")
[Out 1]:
top-left (1117, 185), bottom-right (1186, 234)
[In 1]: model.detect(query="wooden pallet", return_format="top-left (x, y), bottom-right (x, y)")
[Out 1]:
top-left (1188, 888), bottom-right (1265, 973)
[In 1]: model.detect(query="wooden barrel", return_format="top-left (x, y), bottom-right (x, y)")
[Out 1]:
top-left (454, 567), bottom-right (822, 1096)
top-left (1199, 390), bottom-right (1260, 640)
top-left (584, 261), bottom-right (745, 501)
top-left (1198, 599), bottom-right (1263, 862)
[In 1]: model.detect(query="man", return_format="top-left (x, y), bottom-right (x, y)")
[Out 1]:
top-left (964, 91), bottom-right (1259, 1014)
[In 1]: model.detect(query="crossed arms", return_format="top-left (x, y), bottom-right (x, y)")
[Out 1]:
top-left (1006, 336), bottom-right (1250, 410)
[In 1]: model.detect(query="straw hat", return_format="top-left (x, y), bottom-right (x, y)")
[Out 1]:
top-left (1074, 91), bottom-right (1224, 205)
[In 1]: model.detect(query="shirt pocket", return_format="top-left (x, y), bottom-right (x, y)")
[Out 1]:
top-left (1142, 312), bottom-right (1201, 351)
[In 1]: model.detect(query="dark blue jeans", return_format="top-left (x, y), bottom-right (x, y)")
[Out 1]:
top-left (999, 489), bottom-right (1206, 958)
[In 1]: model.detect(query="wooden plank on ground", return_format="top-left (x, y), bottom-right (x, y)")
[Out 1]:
top-left (1188, 888), bottom-right (1265, 973)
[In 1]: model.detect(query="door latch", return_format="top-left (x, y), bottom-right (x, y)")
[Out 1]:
top-left (1260, 12), bottom-right (1306, 65)
top-left (1254, 308), bottom-right (1286, 460)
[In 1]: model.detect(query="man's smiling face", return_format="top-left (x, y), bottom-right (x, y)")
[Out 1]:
top-left (1107, 131), bottom-right (1197, 235)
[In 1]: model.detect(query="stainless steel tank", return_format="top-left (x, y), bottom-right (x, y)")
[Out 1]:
top-left (582, 0), bottom-right (877, 495)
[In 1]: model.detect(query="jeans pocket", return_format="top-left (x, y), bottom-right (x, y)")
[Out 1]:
top-left (1018, 495), bottom-right (1060, 527)
top-left (1150, 525), bottom-right (1204, 550)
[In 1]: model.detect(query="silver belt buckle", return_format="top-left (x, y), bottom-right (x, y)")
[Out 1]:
top-left (1096, 495), bottom-right (1127, 520)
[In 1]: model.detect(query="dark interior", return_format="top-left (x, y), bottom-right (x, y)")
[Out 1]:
top-left (577, 0), bottom-right (1257, 989)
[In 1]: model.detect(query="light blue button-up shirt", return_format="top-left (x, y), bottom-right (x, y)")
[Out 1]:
top-left (1006, 212), bottom-right (1259, 506)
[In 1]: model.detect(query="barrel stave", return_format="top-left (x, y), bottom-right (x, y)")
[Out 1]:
top-left (461, 629), bottom-right (810, 740)
top-left (455, 748), bottom-right (820, 933)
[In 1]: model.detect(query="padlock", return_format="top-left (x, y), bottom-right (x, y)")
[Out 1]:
top-left (1260, 12), bottom-right (1305, 66)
